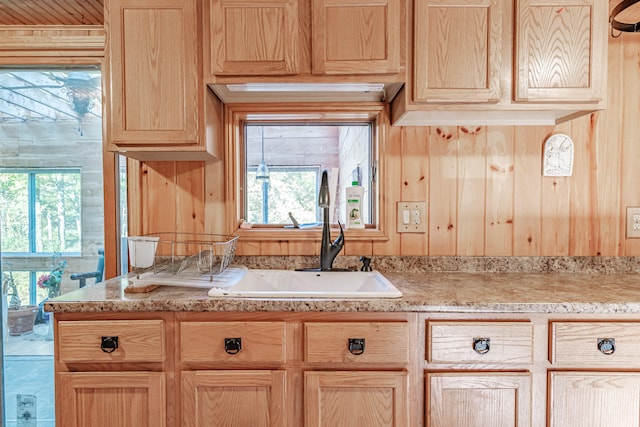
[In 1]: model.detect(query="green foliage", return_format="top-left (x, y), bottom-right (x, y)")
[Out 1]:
top-left (0, 171), bottom-right (81, 253)
top-left (247, 170), bottom-right (318, 224)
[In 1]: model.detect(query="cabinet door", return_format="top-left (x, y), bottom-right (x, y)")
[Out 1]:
top-left (107, 0), bottom-right (199, 146)
top-left (550, 372), bottom-right (640, 427)
top-left (182, 370), bottom-right (286, 427)
top-left (305, 371), bottom-right (408, 427)
top-left (414, 0), bottom-right (503, 103)
top-left (427, 372), bottom-right (531, 427)
top-left (515, 0), bottom-right (607, 102)
top-left (208, 0), bottom-right (299, 75)
top-left (57, 371), bottom-right (165, 427)
top-left (312, 0), bottom-right (401, 75)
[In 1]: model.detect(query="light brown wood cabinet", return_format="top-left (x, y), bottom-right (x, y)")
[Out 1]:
top-left (548, 321), bottom-right (640, 426)
top-left (392, 0), bottom-right (608, 125)
top-left (205, 0), bottom-right (404, 79)
top-left (55, 316), bottom-right (172, 427)
top-left (515, 0), bottom-right (607, 103)
top-left (413, 0), bottom-right (503, 104)
top-left (106, 0), bottom-right (221, 161)
top-left (426, 320), bottom-right (534, 427)
top-left (177, 315), bottom-right (413, 427)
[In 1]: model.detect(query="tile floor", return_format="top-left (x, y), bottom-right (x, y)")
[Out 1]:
top-left (4, 321), bottom-right (55, 427)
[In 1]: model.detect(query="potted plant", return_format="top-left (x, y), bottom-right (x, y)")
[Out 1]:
top-left (4, 268), bottom-right (38, 336)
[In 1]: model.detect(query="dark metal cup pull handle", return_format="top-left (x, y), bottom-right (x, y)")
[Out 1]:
top-left (224, 337), bottom-right (242, 355)
top-left (598, 338), bottom-right (616, 355)
top-left (348, 338), bottom-right (365, 355)
top-left (101, 336), bottom-right (119, 353)
top-left (473, 337), bottom-right (490, 355)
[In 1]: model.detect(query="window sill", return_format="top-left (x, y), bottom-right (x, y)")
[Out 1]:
top-left (232, 226), bottom-right (389, 242)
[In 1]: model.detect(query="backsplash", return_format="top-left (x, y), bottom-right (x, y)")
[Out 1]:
top-left (235, 256), bottom-right (640, 274)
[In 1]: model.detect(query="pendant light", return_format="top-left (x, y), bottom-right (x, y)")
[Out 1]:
top-left (256, 126), bottom-right (270, 180)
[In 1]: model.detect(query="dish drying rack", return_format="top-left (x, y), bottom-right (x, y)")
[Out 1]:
top-left (127, 233), bottom-right (239, 286)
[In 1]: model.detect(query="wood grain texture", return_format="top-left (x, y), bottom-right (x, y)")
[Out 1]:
top-left (549, 372), bottom-right (640, 427)
top-left (0, 0), bottom-right (103, 25)
top-left (428, 373), bottom-right (531, 427)
top-left (133, 37), bottom-right (640, 257)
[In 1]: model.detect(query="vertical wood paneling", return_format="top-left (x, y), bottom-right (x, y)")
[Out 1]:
top-left (600, 36), bottom-right (624, 256)
top-left (457, 126), bottom-right (486, 255)
top-left (540, 122), bottom-right (571, 255)
top-left (142, 162), bottom-right (176, 234)
top-left (429, 126), bottom-right (458, 255)
top-left (400, 127), bottom-right (429, 255)
top-left (176, 162), bottom-right (205, 235)
top-left (373, 120), bottom-right (402, 255)
top-left (485, 127), bottom-right (515, 255)
top-left (621, 38), bottom-right (640, 255)
top-left (568, 114), bottom-right (594, 255)
top-left (134, 37), bottom-right (640, 258)
top-left (513, 126), bottom-right (546, 256)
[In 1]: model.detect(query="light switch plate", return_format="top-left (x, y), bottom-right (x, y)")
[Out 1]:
top-left (397, 202), bottom-right (427, 233)
top-left (627, 207), bottom-right (640, 238)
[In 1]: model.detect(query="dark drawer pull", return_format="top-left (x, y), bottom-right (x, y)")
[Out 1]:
top-left (348, 338), bottom-right (365, 355)
top-left (598, 338), bottom-right (616, 355)
top-left (101, 336), bottom-right (119, 353)
top-left (473, 337), bottom-right (490, 355)
top-left (224, 337), bottom-right (242, 355)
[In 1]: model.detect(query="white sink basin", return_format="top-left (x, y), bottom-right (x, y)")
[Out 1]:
top-left (208, 269), bottom-right (402, 299)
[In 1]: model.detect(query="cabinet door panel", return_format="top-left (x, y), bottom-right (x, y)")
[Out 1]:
top-left (305, 371), bottom-right (408, 427)
top-left (427, 372), bottom-right (531, 427)
top-left (312, 0), bottom-right (401, 75)
top-left (414, 0), bottom-right (502, 103)
top-left (58, 372), bottom-right (166, 427)
top-left (182, 370), bottom-right (286, 427)
top-left (550, 372), bottom-right (640, 427)
top-left (108, 0), bottom-right (198, 144)
top-left (209, 0), bottom-right (298, 75)
top-left (515, 0), bottom-right (606, 102)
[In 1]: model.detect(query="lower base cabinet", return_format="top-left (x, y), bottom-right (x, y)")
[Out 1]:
top-left (427, 372), bottom-right (532, 427)
top-left (182, 370), bottom-right (286, 427)
top-left (305, 371), bottom-right (408, 427)
top-left (549, 371), bottom-right (640, 427)
top-left (57, 371), bottom-right (166, 427)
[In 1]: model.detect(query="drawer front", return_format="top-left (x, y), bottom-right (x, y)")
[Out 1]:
top-left (551, 322), bottom-right (640, 367)
top-left (181, 321), bottom-right (285, 363)
top-left (58, 320), bottom-right (165, 363)
top-left (305, 322), bottom-right (409, 365)
top-left (428, 321), bottom-right (534, 364)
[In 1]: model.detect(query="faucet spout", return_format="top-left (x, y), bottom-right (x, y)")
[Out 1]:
top-left (318, 170), bottom-right (345, 270)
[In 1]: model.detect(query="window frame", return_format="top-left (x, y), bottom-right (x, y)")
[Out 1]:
top-left (224, 103), bottom-right (391, 242)
top-left (0, 167), bottom-right (82, 256)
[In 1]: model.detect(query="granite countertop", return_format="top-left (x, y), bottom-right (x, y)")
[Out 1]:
top-left (44, 270), bottom-right (640, 314)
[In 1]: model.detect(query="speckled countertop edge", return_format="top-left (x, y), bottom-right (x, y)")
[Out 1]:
top-left (44, 258), bottom-right (640, 314)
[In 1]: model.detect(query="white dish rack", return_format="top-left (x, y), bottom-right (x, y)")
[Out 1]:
top-left (126, 233), bottom-right (240, 287)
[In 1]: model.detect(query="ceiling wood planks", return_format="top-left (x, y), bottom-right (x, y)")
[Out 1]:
top-left (0, 0), bottom-right (103, 25)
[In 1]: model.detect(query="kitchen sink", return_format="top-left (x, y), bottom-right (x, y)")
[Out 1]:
top-left (207, 269), bottom-right (402, 299)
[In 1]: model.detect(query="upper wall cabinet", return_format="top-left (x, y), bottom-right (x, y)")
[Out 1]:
top-left (106, 0), bottom-right (220, 160)
top-left (392, 0), bottom-right (608, 126)
top-left (208, 0), bottom-right (299, 76)
top-left (414, 0), bottom-right (502, 103)
top-left (515, 0), bottom-right (607, 102)
top-left (205, 0), bottom-right (404, 80)
top-left (312, 0), bottom-right (401, 75)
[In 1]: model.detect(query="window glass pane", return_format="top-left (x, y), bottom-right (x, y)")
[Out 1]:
top-left (0, 173), bottom-right (29, 251)
top-left (247, 169), bottom-right (318, 224)
top-left (244, 124), bottom-right (371, 225)
top-left (35, 172), bottom-right (81, 253)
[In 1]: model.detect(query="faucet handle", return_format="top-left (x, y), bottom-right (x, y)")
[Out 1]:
top-left (359, 256), bottom-right (372, 272)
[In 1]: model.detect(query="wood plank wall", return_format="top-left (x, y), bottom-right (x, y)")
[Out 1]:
top-left (132, 34), bottom-right (640, 257)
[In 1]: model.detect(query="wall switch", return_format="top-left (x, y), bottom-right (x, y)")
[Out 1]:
top-left (627, 207), bottom-right (640, 238)
top-left (397, 202), bottom-right (427, 233)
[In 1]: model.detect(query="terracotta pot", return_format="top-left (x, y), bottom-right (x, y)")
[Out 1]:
top-left (8, 305), bottom-right (38, 336)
